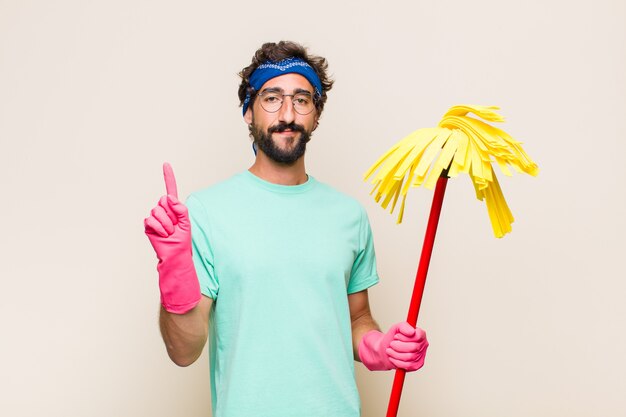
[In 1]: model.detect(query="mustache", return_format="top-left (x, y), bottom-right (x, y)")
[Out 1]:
top-left (268, 122), bottom-right (305, 134)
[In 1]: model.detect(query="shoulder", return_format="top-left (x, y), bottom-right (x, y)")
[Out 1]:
top-left (185, 172), bottom-right (250, 217)
top-left (310, 177), bottom-right (368, 216)
top-left (190, 173), bottom-right (245, 198)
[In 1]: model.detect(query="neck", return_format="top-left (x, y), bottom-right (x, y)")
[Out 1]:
top-left (248, 151), bottom-right (308, 185)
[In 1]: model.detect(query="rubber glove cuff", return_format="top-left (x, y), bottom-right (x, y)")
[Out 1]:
top-left (157, 254), bottom-right (201, 314)
top-left (358, 329), bottom-right (395, 371)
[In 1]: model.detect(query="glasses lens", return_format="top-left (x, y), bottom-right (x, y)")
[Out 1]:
top-left (259, 92), bottom-right (283, 113)
top-left (292, 93), bottom-right (314, 115)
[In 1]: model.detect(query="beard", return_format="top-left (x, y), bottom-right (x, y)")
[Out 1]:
top-left (250, 120), bottom-right (312, 165)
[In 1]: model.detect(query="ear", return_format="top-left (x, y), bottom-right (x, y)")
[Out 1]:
top-left (312, 115), bottom-right (319, 131)
top-left (243, 107), bottom-right (253, 125)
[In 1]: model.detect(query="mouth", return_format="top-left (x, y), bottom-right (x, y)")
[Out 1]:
top-left (271, 129), bottom-right (301, 144)
top-left (274, 129), bottom-right (296, 135)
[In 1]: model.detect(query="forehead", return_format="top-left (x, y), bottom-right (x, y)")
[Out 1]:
top-left (259, 73), bottom-right (314, 93)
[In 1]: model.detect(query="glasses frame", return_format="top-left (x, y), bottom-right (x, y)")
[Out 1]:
top-left (255, 89), bottom-right (317, 115)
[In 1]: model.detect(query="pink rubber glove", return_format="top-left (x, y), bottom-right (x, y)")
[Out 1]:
top-left (358, 322), bottom-right (429, 371)
top-left (144, 162), bottom-right (201, 314)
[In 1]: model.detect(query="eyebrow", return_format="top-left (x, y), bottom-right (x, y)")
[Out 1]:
top-left (260, 87), bottom-right (313, 95)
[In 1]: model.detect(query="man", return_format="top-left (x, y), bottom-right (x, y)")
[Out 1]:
top-left (145, 41), bottom-right (428, 417)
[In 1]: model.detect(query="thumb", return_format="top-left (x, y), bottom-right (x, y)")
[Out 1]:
top-left (167, 195), bottom-right (191, 232)
top-left (167, 195), bottom-right (187, 216)
top-left (395, 322), bottom-right (417, 338)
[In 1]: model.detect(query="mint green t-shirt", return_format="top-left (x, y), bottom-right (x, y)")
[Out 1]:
top-left (187, 171), bottom-right (379, 417)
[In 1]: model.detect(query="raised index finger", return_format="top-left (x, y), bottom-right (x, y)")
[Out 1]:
top-left (162, 162), bottom-right (178, 198)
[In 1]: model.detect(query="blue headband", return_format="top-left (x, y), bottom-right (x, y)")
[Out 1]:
top-left (242, 57), bottom-right (323, 115)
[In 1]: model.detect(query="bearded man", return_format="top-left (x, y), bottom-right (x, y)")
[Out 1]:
top-left (144, 40), bottom-right (429, 417)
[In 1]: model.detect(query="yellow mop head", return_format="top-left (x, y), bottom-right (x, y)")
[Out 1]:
top-left (364, 105), bottom-right (539, 237)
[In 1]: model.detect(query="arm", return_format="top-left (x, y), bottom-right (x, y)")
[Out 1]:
top-left (348, 289), bottom-right (380, 361)
top-left (159, 295), bottom-right (213, 367)
top-left (145, 163), bottom-right (206, 365)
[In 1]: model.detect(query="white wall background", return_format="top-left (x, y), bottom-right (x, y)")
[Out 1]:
top-left (1, 0), bottom-right (624, 416)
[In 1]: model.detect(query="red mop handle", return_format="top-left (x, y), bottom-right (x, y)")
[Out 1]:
top-left (386, 175), bottom-right (449, 417)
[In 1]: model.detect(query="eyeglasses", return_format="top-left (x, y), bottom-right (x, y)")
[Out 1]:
top-left (256, 89), bottom-right (316, 115)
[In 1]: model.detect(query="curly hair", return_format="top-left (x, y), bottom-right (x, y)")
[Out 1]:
top-left (238, 41), bottom-right (334, 117)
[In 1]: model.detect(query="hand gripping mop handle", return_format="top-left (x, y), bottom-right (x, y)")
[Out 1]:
top-left (386, 174), bottom-right (449, 417)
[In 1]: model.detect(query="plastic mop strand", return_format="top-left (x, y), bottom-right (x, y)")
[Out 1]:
top-left (363, 104), bottom-right (539, 417)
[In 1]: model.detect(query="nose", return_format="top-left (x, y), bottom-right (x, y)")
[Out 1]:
top-left (277, 96), bottom-right (296, 124)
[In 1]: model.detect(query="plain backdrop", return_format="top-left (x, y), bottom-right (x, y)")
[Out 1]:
top-left (1, 1), bottom-right (625, 416)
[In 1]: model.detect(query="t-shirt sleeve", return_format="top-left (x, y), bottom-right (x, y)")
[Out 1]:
top-left (186, 194), bottom-right (219, 299)
top-left (347, 207), bottom-right (380, 294)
